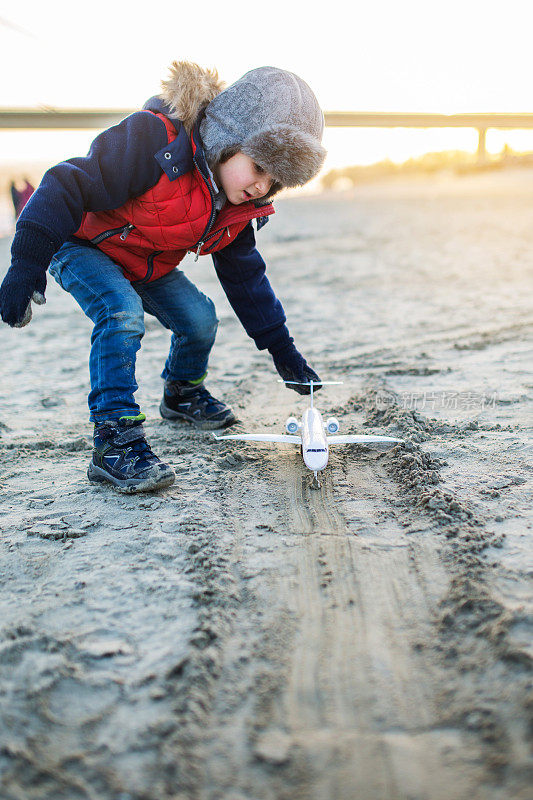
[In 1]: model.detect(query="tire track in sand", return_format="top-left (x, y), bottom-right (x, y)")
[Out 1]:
top-left (274, 456), bottom-right (486, 800)
top-left (196, 448), bottom-right (490, 800)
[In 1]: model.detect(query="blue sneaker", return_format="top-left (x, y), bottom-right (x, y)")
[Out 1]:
top-left (160, 379), bottom-right (236, 430)
top-left (88, 413), bottom-right (175, 493)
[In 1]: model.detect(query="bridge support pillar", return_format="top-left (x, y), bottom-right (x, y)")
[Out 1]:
top-left (477, 128), bottom-right (487, 162)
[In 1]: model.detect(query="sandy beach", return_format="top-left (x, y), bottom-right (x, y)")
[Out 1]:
top-left (0, 168), bottom-right (531, 799)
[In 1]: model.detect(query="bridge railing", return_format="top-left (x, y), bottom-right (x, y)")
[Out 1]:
top-left (324, 112), bottom-right (533, 161)
top-left (2, 109), bottom-right (533, 161)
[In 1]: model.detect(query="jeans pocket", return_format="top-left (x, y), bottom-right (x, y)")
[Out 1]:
top-left (48, 257), bottom-right (65, 289)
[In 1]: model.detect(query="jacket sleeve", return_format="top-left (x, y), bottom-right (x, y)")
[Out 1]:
top-left (10, 111), bottom-right (169, 270)
top-left (212, 221), bottom-right (293, 351)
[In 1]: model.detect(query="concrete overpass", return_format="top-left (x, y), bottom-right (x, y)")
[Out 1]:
top-left (2, 109), bottom-right (533, 160)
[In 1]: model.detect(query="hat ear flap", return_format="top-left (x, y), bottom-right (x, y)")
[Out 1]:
top-left (241, 125), bottom-right (326, 187)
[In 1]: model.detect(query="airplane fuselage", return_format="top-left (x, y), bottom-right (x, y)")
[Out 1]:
top-left (301, 408), bottom-right (329, 471)
top-left (214, 380), bottom-right (403, 483)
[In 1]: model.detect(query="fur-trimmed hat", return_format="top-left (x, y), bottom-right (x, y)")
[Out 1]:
top-left (200, 66), bottom-right (326, 188)
top-left (159, 62), bottom-right (326, 188)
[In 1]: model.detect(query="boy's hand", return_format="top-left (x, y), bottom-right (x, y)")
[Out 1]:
top-left (0, 262), bottom-right (47, 327)
top-left (271, 342), bottom-right (322, 395)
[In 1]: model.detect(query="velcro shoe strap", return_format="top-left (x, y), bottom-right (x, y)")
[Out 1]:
top-left (114, 426), bottom-right (146, 447)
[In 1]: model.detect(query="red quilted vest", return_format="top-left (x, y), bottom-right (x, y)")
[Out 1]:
top-left (74, 113), bottom-right (275, 282)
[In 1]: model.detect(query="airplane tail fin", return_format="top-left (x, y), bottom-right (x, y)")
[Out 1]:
top-left (278, 379), bottom-right (343, 408)
top-left (277, 380), bottom-right (343, 386)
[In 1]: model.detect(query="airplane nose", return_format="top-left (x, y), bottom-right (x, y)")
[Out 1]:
top-left (303, 447), bottom-right (329, 471)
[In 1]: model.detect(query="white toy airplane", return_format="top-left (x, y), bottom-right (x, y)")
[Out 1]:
top-left (214, 381), bottom-right (403, 487)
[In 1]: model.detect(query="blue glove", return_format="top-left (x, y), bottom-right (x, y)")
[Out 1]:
top-left (0, 260), bottom-right (47, 327)
top-left (270, 341), bottom-right (322, 395)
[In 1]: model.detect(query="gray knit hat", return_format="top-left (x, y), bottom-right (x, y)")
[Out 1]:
top-left (199, 66), bottom-right (326, 188)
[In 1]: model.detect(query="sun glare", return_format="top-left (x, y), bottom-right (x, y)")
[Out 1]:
top-left (1, 1), bottom-right (533, 191)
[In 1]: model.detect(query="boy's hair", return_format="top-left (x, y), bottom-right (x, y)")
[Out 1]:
top-left (216, 146), bottom-right (239, 164)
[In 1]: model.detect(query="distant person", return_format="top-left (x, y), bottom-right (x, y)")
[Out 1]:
top-left (10, 178), bottom-right (34, 219)
top-left (0, 61), bottom-right (326, 493)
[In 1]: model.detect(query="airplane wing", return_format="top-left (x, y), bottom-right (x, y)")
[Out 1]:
top-left (326, 434), bottom-right (403, 445)
top-left (213, 433), bottom-right (302, 444)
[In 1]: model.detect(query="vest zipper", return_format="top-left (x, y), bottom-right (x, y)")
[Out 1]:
top-left (190, 155), bottom-right (274, 259)
top-left (191, 157), bottom-right (217, 261)
top-left (120, 224), bottom-right (135, 241)
top-left (90, 223), bottom-right (135, 245)
top-left (142, 250), bottom-right (163, 283)
top-left (195, 224), bottom-right (233, 257)
top-left (194, 241), bottom-right (204, 261)
top-left (203, 228), bottom-right (226, 253)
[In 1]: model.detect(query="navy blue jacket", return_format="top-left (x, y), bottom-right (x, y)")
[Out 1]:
top-left (10, 97), bottom-right (292, 352)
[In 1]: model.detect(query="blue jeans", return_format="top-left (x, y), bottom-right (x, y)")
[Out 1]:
top-left (49, 241), bottom-right (218, 422)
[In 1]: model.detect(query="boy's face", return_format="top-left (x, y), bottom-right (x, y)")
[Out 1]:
top-left (215, 153), bottom-right (274, 205)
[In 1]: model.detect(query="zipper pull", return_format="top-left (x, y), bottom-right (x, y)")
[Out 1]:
top-left (227, 227), bottom-right (231, 237)
top-left (120, 224), bottom-right (134, 241)
top-left (195, 241), bottom-right (204, 262)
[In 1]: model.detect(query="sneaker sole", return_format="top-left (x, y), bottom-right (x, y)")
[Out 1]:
top-left (87, 462), bottom-right (176, 494)
top-left (159, 400), bottom-right (237, 430)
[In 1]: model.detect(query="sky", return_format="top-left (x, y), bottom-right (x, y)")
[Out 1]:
top-left (1, 0), bottom-right (533, 170)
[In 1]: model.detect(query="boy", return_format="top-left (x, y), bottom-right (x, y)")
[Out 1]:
top-left (0, 62), bottom-right (326, 492)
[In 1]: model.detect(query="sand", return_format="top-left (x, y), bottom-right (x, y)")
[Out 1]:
top-left (0, 168), bottom-right (531, 799)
